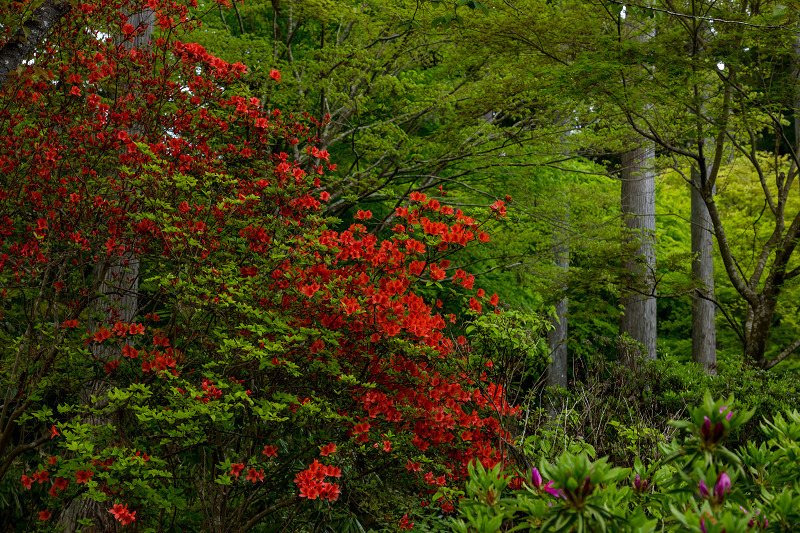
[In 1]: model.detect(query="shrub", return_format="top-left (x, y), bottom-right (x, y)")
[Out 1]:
top-left (454, 391), bottom-right (800, 532)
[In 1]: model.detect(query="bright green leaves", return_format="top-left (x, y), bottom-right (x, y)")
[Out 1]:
top-left (666, 391), bottom-right (755, 467)
top-left (454, 393), bottom-right (800, 532)
top-left (452, 462), bottom-right (517, 533)
top-left (538, 454), bottom-right (631, 532)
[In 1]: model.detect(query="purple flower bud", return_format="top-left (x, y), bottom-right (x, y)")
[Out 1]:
top-left (726, 411), bottom-right (733, 421)
top-left (702, 416), bottom-right (711, 438)
top-left (698, 479), bottom-right (710, 498)
top-left (583, 475), bottom-right (592, 494)
top-left (713, 421), bottom-right (725, 442)
top-left (700, 518), bottom-right (707, 533)
top-left (634, 474), bottom-right (641, 490)
top-left (531, 467), bottom-right (543, 489)
top-left (715, 471), bottom-right (731, 500)
top-left (719, 406), bottom-right (727, 414)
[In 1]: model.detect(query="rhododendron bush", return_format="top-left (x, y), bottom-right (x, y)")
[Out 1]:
top-left (0, 0), bottom-right (516, 530)
top-left (454, 393), bottom-right (800, 532)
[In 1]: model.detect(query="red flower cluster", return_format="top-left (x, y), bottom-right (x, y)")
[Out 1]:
top-left (294, 459), bottom-right (342, 501)
top-left (196, 379), bottom-right (222, 403)
top-left (76, 470), bottom-right (94, 484)
top-left (246, 468), bottom-right (265, 482)
top-left (109, 503), bottom-right (136, 525)
top-left (399, 513), bottom-right (414, 529)
top-left (0, 0), bottom-right (520, 525)
top-left (230, 463), bottom-right (245, 478)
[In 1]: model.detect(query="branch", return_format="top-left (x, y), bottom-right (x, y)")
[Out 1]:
top-left (694, 290), bottom-right (745, 345)
top-left (239, 496), bottom-right (300, 533)
top-left (764, 338), bottom-right (800, 370)
top-left (606, 0), bottom-right (785, 29)
top-left (0, 0), bottom-right (71, 90)
top-left (0, 434), bottom-right (49, 482)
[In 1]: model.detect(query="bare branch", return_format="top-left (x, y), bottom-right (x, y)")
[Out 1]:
top-left (764, 338), bottom-right (800, 370)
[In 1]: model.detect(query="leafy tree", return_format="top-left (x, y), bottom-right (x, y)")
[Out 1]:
top-left (462, 0), bottom-right (800, 370)
top-left (192, 0), bottom-right (535, 227)
top-left (0, 0), bottom-right (521, 530)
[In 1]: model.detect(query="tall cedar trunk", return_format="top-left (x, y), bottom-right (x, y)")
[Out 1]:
top-left (547, 215), bottom-right (569, 389)
top-left (57, 8), bottom-right (152, 532)
top-left (691, 166), bottom-right (716, 373)
top-left (620, 145), bottom-right (657, 363)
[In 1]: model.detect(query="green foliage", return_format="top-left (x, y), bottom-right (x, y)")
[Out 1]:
top-left (454, 392), bottom-right (800, 532)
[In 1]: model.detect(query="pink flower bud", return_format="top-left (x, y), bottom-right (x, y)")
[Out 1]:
top-left (531, 467), bottom-right (543, 489)
top-left (714, 421), bottom-right (725, 441)
top-left (698, 479), bottom-right (710, 498)
top-left (701, 416), bottom-right (711, 438)
top-left (715, 471), bottom-right (731, 501)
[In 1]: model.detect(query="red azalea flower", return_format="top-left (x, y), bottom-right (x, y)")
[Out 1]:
top-left (230, 463), bottom-right (245, 478)
top-left (75, 470), bottom-right (93, 484)
top-left (262, 445), bottom-right (278, 457)
top-left (320, 442), bottom-right (336, 456)
top-left (245, 468), bottom-right (264, 482)
top-left (109, 503), bottom-right (136, 525)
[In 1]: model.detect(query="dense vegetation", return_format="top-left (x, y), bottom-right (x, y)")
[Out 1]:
top-left (1, 0), bottom-right (800, 531)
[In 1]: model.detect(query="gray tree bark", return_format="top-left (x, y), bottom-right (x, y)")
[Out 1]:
top-left (547, 214), bottom-right (569, 388)
top-left (691, 166), bottom-right (716, 373)
top-left (57, 8), bottom-right (153, 533)
top-left (0, 0), bottom-right (70, 90)
top-left (620, 144), bottom-right (657, 363)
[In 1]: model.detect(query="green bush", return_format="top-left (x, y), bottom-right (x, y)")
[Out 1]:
top-left (453, 392), bottom-right (800, 532)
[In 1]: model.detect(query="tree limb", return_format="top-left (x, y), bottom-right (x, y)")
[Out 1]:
top-left (764, 338), bottom-right (800, 370)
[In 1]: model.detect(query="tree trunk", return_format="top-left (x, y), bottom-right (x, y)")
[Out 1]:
top-left (0, 0), bottom-right (70, 90)
top-left (691, 166), bottom-right (716, 373)
top-left (57, 8), bottom-right (152, 532)
top-left (742, 296), bottom-right (776, 368)
top-left (547, 215), bottom-right (568, 389)
top-left (620, 144), bottom-right (657, 363)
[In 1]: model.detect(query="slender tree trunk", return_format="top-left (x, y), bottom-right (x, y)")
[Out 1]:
top-left (620, 144), bottom-right (657, 363)
top-left (691, 166), bottom-right (716, 373)
top-left (547, 213), bottom-right (569, 388)
top-left (794, 34), bottom-right (800, 164)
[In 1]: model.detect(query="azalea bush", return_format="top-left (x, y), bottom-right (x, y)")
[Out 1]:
top-left (0, 0), bottom-right (521, 530)
top-left (454, 391), bottom-right (800, 532)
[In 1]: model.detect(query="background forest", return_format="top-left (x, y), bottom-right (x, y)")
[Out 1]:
top-left (2, 0), bottom-right (800, 531)
top-left (194, 0), bottom-right (800, 372)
